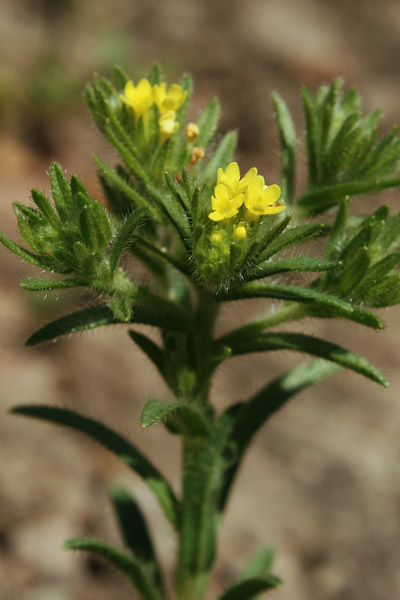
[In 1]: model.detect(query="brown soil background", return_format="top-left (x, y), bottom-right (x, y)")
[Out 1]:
top-left (1, 1), bottom-right (400, 598)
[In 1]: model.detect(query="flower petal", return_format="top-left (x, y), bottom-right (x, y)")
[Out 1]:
top-left (262, 184), bottom-right (281, 205)
top-left (224, 162), bottom-right (241, 187)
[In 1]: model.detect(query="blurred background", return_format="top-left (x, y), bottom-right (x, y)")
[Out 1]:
top-left (1, 1), bottom-right (400, 598)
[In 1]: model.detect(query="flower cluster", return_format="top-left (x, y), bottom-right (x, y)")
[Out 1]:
top-left (121, 78), bottom-right (187, 140)
top-left (208, 162), bottom-right (284, 238)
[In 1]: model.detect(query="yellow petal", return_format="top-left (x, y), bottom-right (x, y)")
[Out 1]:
top-left (239, 167), bottom-right (258, 189)
top-left (230, 193), bottom-right (245, 210)
top-left (261, 184), bottom-right (281, 205)
top-left (263, 204), bottom-right (285, 214)
top-left (124, 80), bottom-right (136, 100)
top-left (213, 184), bottom-right (230, 203)
top-left (224, 162), bottom-right (240, 187)
top-left (208, 211), bottom-right (225, 221)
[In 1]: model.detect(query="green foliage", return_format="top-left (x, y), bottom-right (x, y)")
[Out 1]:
top-left (297, 79), bottom-right (400, 214)
top-left (11, 405), bottom-right (180, 528)
top-left (64, 538), bottom-right (163, 600)
top-left (3, 67), bottom-right (400, 600)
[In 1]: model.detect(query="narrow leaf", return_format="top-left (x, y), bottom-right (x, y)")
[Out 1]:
top-left (219, 576), bottom-right (282, 600)
top-left (225, 331), bottom-right (388, 386)
top-left (141, 399), bottom-right (210, 436)
top-left (110, 208), bottom-right (148, 275)
top-left (20, 278), bottom-right (84, 291)
top-left (245, 257), bottom-right (338, 281)
top-left (238, 548), bottom-right (275, 582)
top-left (12, 405), bottom-right (179, 528)
top-left (64, 538), bottom-right (163, 600)
top-left (271, 92), bottom-right (296, 205)
top-left (129, 330), bottom-right (167, 383)
top-left (109, 486), bottom-right (163, 589)
top-left (219, 359), bottom-right (341, 510)
top-left (197, 131), bottom-right (238, 185)
top-left (25, 300), bottom-right (194, 346)
top-left (259, 223), bottom-right (326, 261)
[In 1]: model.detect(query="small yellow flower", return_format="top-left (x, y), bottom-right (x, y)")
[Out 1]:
top-left (159, 111), bottom-right (179, 140)
top-left (186, 122), bottom-right (199, 141)
top-left (153, 83), bottom-right (187, 114)
top-left (244, 176), bottom-right (284, 220)
top-left (120, 79), bottom-right (153, 118)
top-left (234, 225), bottom-right (247, 239)
top-left (210, 231), bottom-right (224, 243)
top-left (217, 162), bottom-right (258, 198)
top-left (208, 184), bottom-right (244, 222)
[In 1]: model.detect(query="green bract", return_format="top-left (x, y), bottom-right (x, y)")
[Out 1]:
top-left (2, 65), bottom-right (400, 600)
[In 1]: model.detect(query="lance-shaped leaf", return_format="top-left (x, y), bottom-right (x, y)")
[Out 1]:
top-left (220, 282), bottom-right (384, 329)
top-left (219, 576), bottom-right (282, 600)
top-left (25, 299), bottom-right (194, 346)
top-left (196, 131), bottom-right (238, 186)
top-left (223, 331), bottom-right (388, 386)
top-left (297, 177), bottom-right (400, 215)
top-left (12, 405), bottom-right (179, 528)
top-left (219, 359), bottom-right (341, 510)
top-left (20, 278), bottom-right (84, 291)
top-left (238, 548), bottom-right (275, 582)
top-left (110, 486), bottom-right (163, 589)
top-left (64, 538), bottom-right (163, 600)
top-left (50, 162), bottom-right (74, 221)
top-left (94, 156), bottom-right (153, 213)
top-left (110, 208), bottom-right (148, 276)
top-left (141, 399), bottom-right (210, 437)
top-left (271, 92), bottom-right (296, 205)
top-left (129, 331), bottom-right (168, 383)
top-left (194, 97), bottom-right (220, 151)
top-left (0, 230), bottom-right (71, 274)
top-left (259, 223), bottom-right (326, 262)
top-left (245, 257), bottom-right (339, 282)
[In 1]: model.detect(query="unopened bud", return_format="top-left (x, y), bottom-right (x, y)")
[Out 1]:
top-left (186, 122), bottom-right (199, 141)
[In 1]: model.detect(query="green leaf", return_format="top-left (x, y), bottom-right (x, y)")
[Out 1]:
top-left (219, 577), bottom-right (282, 600)
top-left (360, 273), bottom-right (400, 307)
top-left (109, 486), bottom-right (163, 589)
top-left (302, 86), bottom-right (319, 185)
top-left (140, 399), bottom-right (210, 436)
top-left (245, 257), bottom-right (338, 281)
top-left (195, 97), bottom-right (221, 150)
top-left (271, 92), bottom-right (296, 205)
top-left (238, 548), bottom-right (275, 582)
top-left (94, 155), bottom-right (152, 212)
top-left (129, 330), bottom-right (167, 383)
top-left (297, 177), bottom-right (400, 215)
top-left (31, 188), bottom-right (59, 226)
top-left (25, 299), bottom-right (194, 346)
top-left (223, 576), bottom-right (282, 600)
top-left (259, 223), bottom-right (326, 261)
top-left (197, 131), bottom-right (238, 186)
top-left (113, 64), bottom-right (130, 88)
top-left (12, 405), bottom-right (179, 528)
top-left (219, 359), bottom-right (341, 510)
top-left (221, 281), bottom-right (384, 329)
top-left (20, 278), bottom-right (84, 291)
top-left (0, 230), bottom-right (71, 274)
top-left (64, 538), bottom-right (163, 600)
top-left (50, 162), bottom-right (74, 221)
top-left (225, 331), bottom-right (388, 386)
top-left (110, 208), bottom-right (148, 275)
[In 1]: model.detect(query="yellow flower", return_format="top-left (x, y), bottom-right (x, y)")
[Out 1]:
top-left (120, 79), bottom-right (153, 118)
top-left (153, 83), bottom-right (187, 114)
top-left (244, 176), bottom-right (284, 220)
top-left (234, 225), bottom-right (247, 239)
top-left (217, 162), bottom-right (258, 198)
top-left (159, 111), bottom-right (179, 140)
top-left (208, 184), bottom-right (244, 221)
